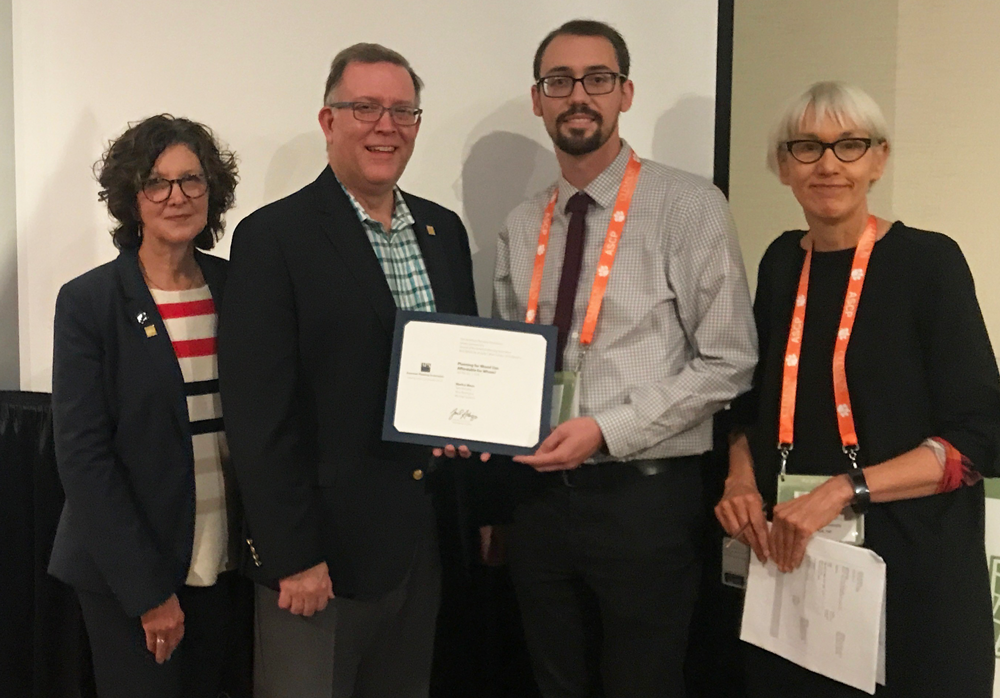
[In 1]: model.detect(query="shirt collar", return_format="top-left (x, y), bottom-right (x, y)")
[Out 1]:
top-left (556, 139), bottom-right (635, 212)
top-left (336, 176), bottom-right (415, 232)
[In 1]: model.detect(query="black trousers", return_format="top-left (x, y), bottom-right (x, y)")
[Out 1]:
top-left (76, 571), bottom-right (253, 698)
top-left (507, 459), bottom-right (705, 698)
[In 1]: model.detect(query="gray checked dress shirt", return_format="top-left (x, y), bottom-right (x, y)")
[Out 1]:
top-left (493, 142), bottom-right (757, 461)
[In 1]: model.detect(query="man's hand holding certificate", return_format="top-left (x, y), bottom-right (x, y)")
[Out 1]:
top-left (383, 312), bottom-right (557, 456)
top-left (512, 417), bottom-right (605, 472)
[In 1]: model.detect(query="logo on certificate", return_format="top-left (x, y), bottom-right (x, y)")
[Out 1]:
top-left (421, 363), bottom-right (431, 373)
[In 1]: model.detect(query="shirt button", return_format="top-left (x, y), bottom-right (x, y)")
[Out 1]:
top-left (571, 332), bottom-right (579, 339)
top-left (412, 469), bottom-right (424, 481)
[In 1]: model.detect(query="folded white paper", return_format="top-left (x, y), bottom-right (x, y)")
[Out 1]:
top-left (741, 535), bottom-right (887, 694)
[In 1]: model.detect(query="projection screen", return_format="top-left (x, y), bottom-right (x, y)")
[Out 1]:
top-left (13, 0), bottom-right (723, 391)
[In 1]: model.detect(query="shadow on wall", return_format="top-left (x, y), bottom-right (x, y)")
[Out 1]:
top-left (263, 131), bottom-right (327, 205)
top-left (256, 100), bottom-right (559, 318)
top-left (459, 99), bottom-right (558, 315)
top-left (652, 94), bottom-right (715, 180)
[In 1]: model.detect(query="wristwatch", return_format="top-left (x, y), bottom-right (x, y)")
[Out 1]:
top-left (845, 468), bottom-right (870, 515)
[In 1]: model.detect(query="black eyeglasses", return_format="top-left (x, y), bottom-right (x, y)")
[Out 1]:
top-left (327, 101), bottom-right (422, 126)
top-left (141, 174), bottom-right (208, 203)
top-left (536, 71), bottom-right (626, 98)
top-left (785, 138), bottom-right (878, 164)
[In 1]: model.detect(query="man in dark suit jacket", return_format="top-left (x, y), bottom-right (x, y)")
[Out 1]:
top-left (219, 43), bottom-right (478, 698)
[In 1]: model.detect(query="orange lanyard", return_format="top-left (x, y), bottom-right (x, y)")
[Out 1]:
top-left (778, 215), bottom-right (878, 474)
top-left (524, 151), bottom-right (642, 348)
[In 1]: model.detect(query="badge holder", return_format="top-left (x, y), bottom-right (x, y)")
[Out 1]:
top-left (550, 371), bottom-right (578, 425)
top-left (721, 537), bottom-right (751, 589)
top-left (551, 350), bottom-right (585, 427)
top-left (776, 445), bottom-right (864, 546)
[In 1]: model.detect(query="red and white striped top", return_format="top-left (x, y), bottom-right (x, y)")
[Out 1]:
top-left (150, 285), bottom-right (230, 587)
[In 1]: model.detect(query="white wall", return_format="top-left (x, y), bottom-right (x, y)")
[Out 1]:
top-left (12, 1), bottom-right (719, 392)
top-left (0, 0), bottom-right (16, 390)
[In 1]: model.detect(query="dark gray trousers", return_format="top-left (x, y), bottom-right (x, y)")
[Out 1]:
top-left (253, 541), bottom-right (441, 698)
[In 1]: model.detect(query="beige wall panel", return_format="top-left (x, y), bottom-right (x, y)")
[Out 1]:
top-left (893, 0), bottom-right (1000, 348)
top-left (730, 0), bottom-right (899, 291)
top-left (0, 0), bottom-right (15, 389)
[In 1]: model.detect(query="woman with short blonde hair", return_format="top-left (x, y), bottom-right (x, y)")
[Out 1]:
top-left (716, 81), bottom-right (1000, 697)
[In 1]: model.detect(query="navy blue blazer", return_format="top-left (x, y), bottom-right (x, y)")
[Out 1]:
top-left (219, 167), bottom-right (478, 599)
top-left (48, 248), bottom-right (236, 618)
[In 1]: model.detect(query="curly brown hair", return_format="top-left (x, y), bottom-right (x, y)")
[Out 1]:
top-left (96, 114), bottom-right (239, 250)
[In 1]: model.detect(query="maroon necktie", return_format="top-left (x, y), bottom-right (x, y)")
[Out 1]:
top-left (553, 191), bottom-right (592, 371)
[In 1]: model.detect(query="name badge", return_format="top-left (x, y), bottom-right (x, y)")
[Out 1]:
top-left (550, 370), bottom-right (581, 426)
top-left (721, 537), bottom-right (751, 589)
top-left (776, 474), bottom-right (864, 545)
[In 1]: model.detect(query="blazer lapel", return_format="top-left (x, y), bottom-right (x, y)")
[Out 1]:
top-left (311, 168), bottom-right (397, 335)
top-left (115, 249), bottom-right (189, 431)
top-left (403, 192), bottom-right (457, 314)
top-left (196, 250), bottom-right (226, 307)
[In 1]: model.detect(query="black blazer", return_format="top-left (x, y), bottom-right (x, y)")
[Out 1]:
top-left (218, 167), bottom-right (478, 600)
top-left (47, 248), bottom-right (235, 618)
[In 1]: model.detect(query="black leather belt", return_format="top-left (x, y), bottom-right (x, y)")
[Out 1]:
top-left (554, 455), bottom-right (702, 488)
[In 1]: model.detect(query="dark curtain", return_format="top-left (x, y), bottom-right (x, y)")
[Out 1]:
top-left (0, 391), bottom-right (96, 698)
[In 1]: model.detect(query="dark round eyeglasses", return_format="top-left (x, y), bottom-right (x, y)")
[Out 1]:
top-left (141, 174), bottom-right (208, 203)
top-left (536, 71), bottom-right (626, 98)
top-left (327, 101), bottom-right (422, 126)
top-left (784, 138), bottom-right (879, 164)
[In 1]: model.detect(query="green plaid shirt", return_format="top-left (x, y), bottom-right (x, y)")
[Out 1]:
top-left (339, 181), bottom-right (437, 312)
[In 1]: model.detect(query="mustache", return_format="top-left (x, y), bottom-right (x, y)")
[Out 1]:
top-left (556, 105), bottom-right (602, 125)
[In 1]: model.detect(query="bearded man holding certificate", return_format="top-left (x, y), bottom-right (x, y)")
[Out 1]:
top-left (487, 19), bottom-right (757, 698)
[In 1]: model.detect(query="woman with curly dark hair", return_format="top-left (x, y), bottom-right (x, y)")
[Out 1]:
top-left (47, 115), bottom-right (251, 698)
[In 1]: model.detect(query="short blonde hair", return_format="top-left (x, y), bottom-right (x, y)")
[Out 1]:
top-left (767, 81), bottom-right (890, 175)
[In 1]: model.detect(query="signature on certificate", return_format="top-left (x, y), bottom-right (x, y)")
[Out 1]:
top-left (448, 408), bottom-right (479, 423)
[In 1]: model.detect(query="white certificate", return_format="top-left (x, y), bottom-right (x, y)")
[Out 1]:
top-left (741, 535), bottom-right (887, 694)
top-left (384, 313), bottom-right (556, 455)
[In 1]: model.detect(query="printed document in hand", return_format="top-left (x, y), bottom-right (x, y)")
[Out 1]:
top-left (740, 535), bottom-right (887, 694)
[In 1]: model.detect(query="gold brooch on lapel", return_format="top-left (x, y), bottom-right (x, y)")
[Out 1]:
top-left (136, 311), bottom-right (156, 337)
top-left (426, 225), bottom-right (436, 236)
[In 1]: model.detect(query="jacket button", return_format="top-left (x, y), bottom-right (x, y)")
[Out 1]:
top-left (247, 538), bottom-right (262, 567)
top-left (412, 469), bottom-right (424, 480)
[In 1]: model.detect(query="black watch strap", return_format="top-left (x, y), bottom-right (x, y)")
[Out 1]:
top-left (846, 468), bottom-right (870, 515)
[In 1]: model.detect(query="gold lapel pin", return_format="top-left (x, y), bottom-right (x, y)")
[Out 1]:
top-left (137, 311), bottom-right (157, 337)
top-left (426, 225), bottom-right (436, 236)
